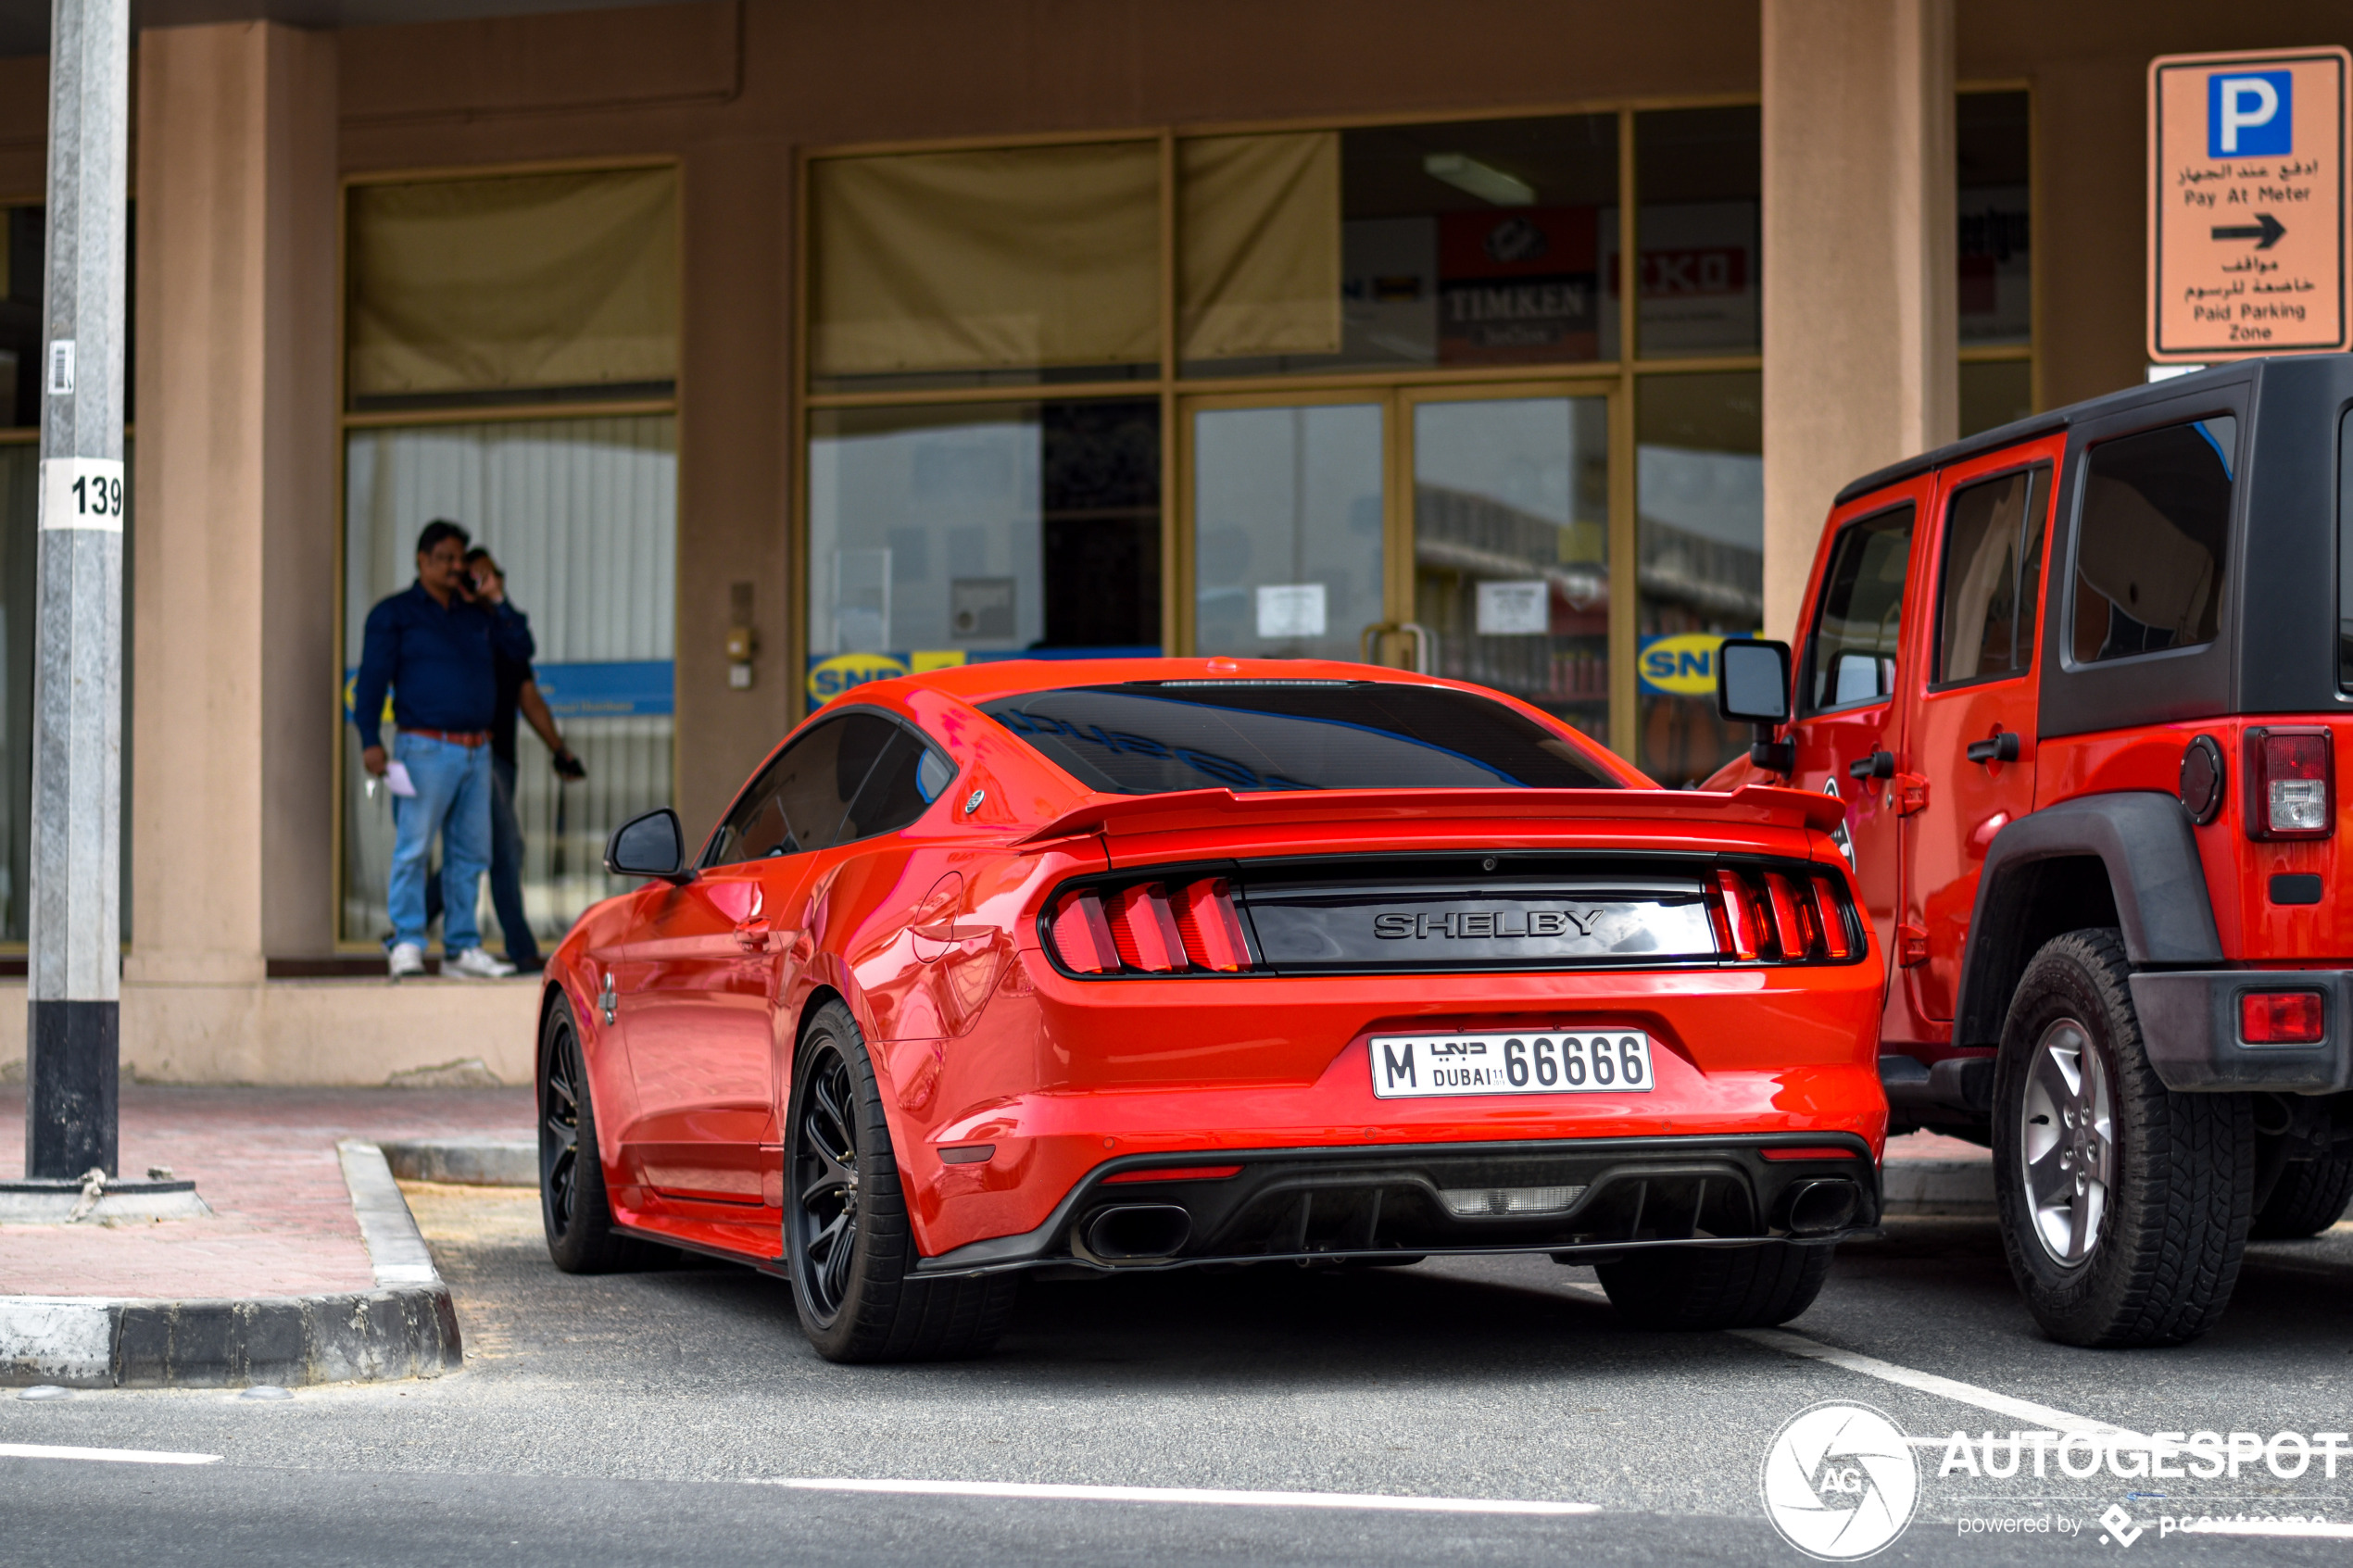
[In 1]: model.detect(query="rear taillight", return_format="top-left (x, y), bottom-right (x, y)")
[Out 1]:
top-left (1047, 878), bottom-right (1256, 975)
top-left (1106, 884), bottom-right (1187, 971)
top-left (1170, 877), bottom-right (1252, 972)
top-left (2241, 989), bottom-right (2326, 1044)
top-left (1045, 889), bottom-right (1118, 973)
top-left (2246, 727), bottom-right (2334, 840)
top-left (1711, 867), bottom-right (1855, 964)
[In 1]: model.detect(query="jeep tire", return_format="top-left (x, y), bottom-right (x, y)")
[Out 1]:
top-left (1992, 929), bottom-right (2254, 1348)
top-left (2251, 1153), bottom-right (2353, 1240)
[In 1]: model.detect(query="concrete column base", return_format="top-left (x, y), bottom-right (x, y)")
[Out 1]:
top-left (0, 980), bottom-right (541, 1086)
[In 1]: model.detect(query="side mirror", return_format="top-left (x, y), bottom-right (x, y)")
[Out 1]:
top-left (1717, 638), bottom-right (1793, 724)
top-left (606, 808), bottom-right (691, 883)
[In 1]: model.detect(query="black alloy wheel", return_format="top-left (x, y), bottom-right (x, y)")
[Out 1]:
top-left (538, 993), bottom-right (646, 1273)
top-left (791, 1041), bottom-right (863, 1323)
top-left (782, 998), bottom-right (1018, 1362)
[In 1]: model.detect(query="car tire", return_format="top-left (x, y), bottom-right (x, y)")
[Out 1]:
top-left (2250, 1153), bottom-right (2353, 1239)
top-left (1992, 928), bottom-right (2255, 1348)
top-left (785, 998), bottom-right (1019, 1363)
top-left (1594, 1242), bottom-right (1832, 1330)
top-left (540, 992), bottom-right (653, 1274)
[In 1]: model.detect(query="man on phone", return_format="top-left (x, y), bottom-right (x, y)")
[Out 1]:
top-left (353, 519), bottom-right (534, 981)
top-left (422, 546), bottom-right (586, 974)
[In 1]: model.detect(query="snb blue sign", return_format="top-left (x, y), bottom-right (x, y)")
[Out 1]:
top-left (2209, 70), bottom-right (2292, 157)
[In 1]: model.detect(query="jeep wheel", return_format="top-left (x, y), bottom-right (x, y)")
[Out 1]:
top-left (2251, 1153), bottom-right (2353, 1239)
top-left (1992, 929), bottom-right (2254, 1347)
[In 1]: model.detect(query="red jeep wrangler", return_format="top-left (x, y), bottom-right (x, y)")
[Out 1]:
top-left (1710, 355), bottom-right (2353, 1348)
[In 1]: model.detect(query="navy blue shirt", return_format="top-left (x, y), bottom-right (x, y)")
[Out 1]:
top-left (353, 583), bottom-right (535, 750)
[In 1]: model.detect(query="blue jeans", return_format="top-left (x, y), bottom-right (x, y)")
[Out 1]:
top-left (425, 754), bottom-right (538, 965)
top-left (387, 734), bottom-right (491, 953)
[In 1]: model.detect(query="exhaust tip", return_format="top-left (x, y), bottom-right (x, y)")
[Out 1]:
top-left (1782, 1178), bottom-right (1860, 1236)
top-left (1083, 1203), bottom-right (1192, 1261)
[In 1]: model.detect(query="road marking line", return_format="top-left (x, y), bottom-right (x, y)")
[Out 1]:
top-left (0, 1442), bottom-right (220, 1466)
top-left (2184, 1520), bottom-right (2353, 1539)
top-left (1730, 1328), bottom-right (2147, 1441)
top-left (1555, 1280), bottom-right (2142, 1440)
top-left (758, 1478), bottom-right (1599, 1515)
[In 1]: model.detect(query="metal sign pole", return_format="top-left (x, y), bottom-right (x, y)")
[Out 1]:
top-left (24, 0), bottom-right (128, 1180)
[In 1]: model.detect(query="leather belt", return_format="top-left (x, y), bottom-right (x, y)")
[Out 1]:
top-left (400, 727), bottom-right (491, 747)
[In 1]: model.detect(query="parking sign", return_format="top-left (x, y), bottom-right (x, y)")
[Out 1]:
top-left (2149, 47), bottom-right (2350, 360)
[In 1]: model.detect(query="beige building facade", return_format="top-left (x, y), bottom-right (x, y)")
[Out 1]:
top-left (0, 0), bottom-right (2338, 1084)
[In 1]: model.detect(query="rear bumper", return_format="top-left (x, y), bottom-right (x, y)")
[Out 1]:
top-left (909, 1133), bottom-right (1880, 1279)
top-left (2130, 970), bottom-right (2353, 1093)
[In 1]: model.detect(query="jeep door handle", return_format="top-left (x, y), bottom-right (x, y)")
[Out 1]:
top-left (1965, 734), bottom-right (2021, 765)
top-left (1848, 750), bottom-right (1895, 781)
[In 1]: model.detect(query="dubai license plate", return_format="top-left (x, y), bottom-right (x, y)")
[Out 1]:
top-left (1368, 1030), bottom-right (1654, 1099)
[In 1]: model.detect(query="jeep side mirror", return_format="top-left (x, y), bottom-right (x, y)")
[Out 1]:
top-left (606, 808), bottom-right (691, 883)
top-left (1717, 638), bottom-right (1793, 724)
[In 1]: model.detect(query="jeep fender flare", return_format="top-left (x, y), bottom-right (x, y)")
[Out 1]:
top-left (1954, 792), bottom-right (2221, 1047)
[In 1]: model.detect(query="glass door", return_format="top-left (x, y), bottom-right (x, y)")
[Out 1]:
top-left (1404, 386), bottom-right (1617, 743)
top-left (1184, 395), bottom-right (1387, 664)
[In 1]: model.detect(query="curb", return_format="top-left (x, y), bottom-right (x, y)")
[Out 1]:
top-left (1881, 1158), bottom-right (1995, 1215)
top-left (379, 1137), bottom-right (536, 1187)
top-left (0, 1141), bottom-right (462, 1389)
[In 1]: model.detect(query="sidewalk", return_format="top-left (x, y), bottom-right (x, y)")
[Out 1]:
top-left (0, 1085), bottom-right (533, 1300)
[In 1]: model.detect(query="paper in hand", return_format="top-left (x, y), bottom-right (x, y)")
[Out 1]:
top-left (384, 760), bottom-right (419, 798)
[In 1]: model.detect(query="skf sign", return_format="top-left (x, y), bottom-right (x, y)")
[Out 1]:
top-left (2148, 47), bottom-right (2351, 360)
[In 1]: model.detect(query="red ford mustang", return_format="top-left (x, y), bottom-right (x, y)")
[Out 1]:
top-left (536, 658), bottom-right (1886, 1361)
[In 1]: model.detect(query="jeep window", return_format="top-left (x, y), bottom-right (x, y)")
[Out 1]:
top-left (2339, 409), bottom-right (2353, 691)
top-left (2071, 417), bottom-right (2235, 665)
top-left (1801, 506), bottom-right (1915, 714)
top-left (1934, 464), bottom-right (2051, 685)
top-left (979, 683), bottom-right (1620, 794)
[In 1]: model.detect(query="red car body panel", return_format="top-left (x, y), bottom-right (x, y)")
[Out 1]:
top-left (544, 658), bottom-right (1889, 1273)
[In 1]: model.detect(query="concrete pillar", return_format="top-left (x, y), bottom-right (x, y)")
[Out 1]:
top-left (125, 21), bottom-right (337, 996)
top-left (1760, 0), bottom-right (1957, 639)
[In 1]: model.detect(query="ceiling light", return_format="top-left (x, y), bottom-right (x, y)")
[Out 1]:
top-left (1423, 152), bottom-right (1536, 207)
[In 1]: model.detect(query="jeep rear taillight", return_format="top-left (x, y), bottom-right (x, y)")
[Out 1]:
top-left (2241, 989), bottom-right (2326, 1044)
top-left (2246, 727), bottom-right (2334, 840)
top-left (1711, 868), bottom-right (1856, 965)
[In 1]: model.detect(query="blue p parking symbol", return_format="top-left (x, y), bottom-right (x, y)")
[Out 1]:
top-left (2209, 70), bottom-right (2292, 157)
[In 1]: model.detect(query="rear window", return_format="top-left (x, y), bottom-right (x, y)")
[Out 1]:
top-left (2071, 416), bottom-right (2235, 664)
top-left (977, 682), bottom-right (1620, 795)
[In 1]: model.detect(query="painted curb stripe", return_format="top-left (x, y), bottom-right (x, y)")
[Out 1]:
top-left (758, 1478), bottom-right (1599, 1515)
top-left (0, 1442), bottom-right (220, 1465)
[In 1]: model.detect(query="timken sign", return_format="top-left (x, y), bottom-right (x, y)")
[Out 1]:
top-left (2149, 46), bottom-right (2351, 360)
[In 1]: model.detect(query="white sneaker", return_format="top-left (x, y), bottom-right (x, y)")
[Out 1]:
top-left (388, 942), bottom-right (426, 981)
top-left (444, 947), bottom-right (517, 980)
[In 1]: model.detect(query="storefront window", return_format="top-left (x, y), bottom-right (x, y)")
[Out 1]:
top-left (1413, 395), bottom-right (1610, 740)
top-left (1636, 371), bottom-right (1761, 785)
top-left (1182, 117), bottom-right (1617, 379)
top-left (340, 417), bottom-right (676, 947)
top-left (1631, 107), bottom-right (1760, 360)
top-left (346, 169), bottom-right (678, 411)
top-left (810, 144), bottom-right (1160, 395)
top-left (806, 399), bottom-right (1160, 704)
top-left (1958, 90), bottom-right (2032, 435)
top-left (2, 206), bottom-right (41, 429)
top-left (1191, 401), bottom-right (1383, 662)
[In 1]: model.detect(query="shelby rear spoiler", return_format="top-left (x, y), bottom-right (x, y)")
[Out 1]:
top-left (1013, 784), bottom-right (1847, 847)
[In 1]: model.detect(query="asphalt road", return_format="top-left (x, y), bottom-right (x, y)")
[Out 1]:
top-left (4, 1185), bottom-right (2351, 1567)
